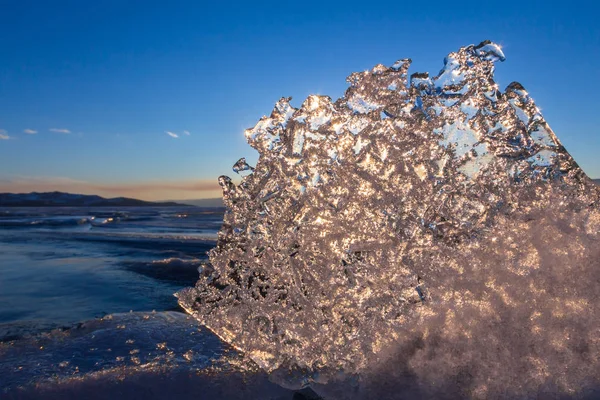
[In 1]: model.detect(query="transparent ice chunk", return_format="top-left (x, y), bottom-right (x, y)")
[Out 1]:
top-left (177, 41), bottom-right (599, 398)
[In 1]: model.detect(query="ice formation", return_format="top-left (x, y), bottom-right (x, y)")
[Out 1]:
top-left (0, 312), bottom-right (301, 399)
top-left (177, 41), bottom-right (600, 398)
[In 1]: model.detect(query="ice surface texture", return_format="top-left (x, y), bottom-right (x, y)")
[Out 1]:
top-left (177, 41), bottom-right (600, 397)
top-left (1, 312), bottom-right (300, 399)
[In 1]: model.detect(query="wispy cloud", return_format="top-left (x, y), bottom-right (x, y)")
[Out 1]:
top-left (23, 129), bottom-right (37, 134)
top-left (50, 128), bottom-right (71, 134)
top-left (0, 176), bottom-right (222, 201)
top-left (165, 131), bottom-right (179, 138)
top-left (0, 129), bottom-right (9, 140)
top-left (183, 130), bottom-right (191, 136)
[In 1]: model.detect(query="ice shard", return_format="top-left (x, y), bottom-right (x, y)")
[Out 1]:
top-left (177, 41), bottom-right (600, 397)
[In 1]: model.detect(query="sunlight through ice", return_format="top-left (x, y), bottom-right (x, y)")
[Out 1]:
top-left (177, 40), bottom-right (600, 399)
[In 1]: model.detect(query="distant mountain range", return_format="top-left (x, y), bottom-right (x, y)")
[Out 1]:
top-left (0, 192), bottom-right (192, 207)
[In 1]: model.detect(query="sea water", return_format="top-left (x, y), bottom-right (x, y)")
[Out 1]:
top-left (0, 206), bottom-right (222, 341)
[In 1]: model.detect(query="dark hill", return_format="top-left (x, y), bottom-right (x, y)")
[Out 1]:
top-left (0, 192), bottom-right (191, 207)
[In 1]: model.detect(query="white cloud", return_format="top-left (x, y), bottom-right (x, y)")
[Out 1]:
top-left (50, 128), bottom-right (71, 134)
top-left (0, 130), bottom-right (9, 140)
top-left (165, 131), bottom-right (179, 138)
top-left (183, 130), bottom-right (191, 136)
top-left (23, 129), bottom-right (37, 134)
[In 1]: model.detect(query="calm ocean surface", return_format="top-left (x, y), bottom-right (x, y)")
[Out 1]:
top-left (0, 206), bottom-right (223, 341)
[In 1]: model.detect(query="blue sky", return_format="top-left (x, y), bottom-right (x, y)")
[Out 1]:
top-left (1, 0), bottom-right (599, 200)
